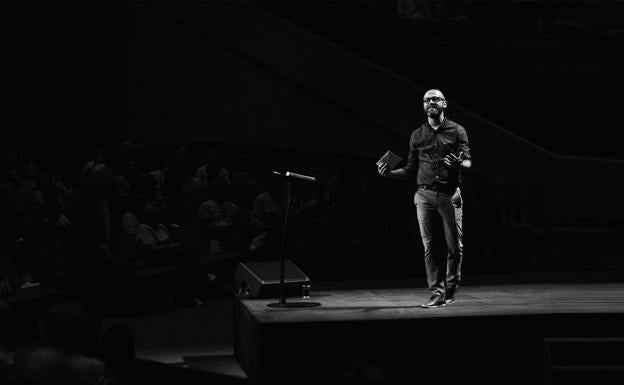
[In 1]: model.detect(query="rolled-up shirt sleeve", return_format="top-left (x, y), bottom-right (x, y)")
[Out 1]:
top-left (457, 125), bottom-right (471, 160)
top-left (402, 132), bottom-right (419, 176)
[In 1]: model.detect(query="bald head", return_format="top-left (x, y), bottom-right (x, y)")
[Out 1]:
top-left (424, 89), bottom-right (446, 100)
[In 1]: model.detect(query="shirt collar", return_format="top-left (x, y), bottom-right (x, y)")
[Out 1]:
top-left (427, 117), bottom-right (449, 131)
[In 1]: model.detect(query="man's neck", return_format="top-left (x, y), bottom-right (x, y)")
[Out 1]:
top-left (428, 113), bottom-right (445, 130)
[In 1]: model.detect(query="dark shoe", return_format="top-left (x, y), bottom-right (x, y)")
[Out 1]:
top-left (445, 288), bottom-right (456, 304)
top-left (421, 292), bottom-right (446, 308)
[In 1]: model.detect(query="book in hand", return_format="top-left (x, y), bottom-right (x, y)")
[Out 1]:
top-left (376, 150), bottom-right (402, 169)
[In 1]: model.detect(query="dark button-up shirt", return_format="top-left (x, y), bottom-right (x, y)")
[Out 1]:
top-left (403, 118), bottom-right (471, 187)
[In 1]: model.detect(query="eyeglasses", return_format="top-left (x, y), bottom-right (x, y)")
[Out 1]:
top-left (423, 97), bottom-right (445, 103)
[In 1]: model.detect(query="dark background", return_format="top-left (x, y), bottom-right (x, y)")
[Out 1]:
top-left (8, 1), bottom-right (624, 158)
top-left (3, 4), bottom-right (623, 384)
top-left (5, 1), bottom-right (624, 280)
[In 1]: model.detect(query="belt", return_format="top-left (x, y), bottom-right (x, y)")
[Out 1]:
top-left (418, 184), bottom-right (456, 194)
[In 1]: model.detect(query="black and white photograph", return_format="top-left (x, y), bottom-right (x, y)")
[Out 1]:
top-left (3, 1), bottom-right (624, 384)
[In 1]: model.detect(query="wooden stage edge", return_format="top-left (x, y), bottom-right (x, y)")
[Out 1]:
top-left (235, 282), bottom-right (624, 385)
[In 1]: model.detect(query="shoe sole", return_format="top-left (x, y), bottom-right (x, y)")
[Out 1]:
top-left (421, 303), bottom-right (446, 308)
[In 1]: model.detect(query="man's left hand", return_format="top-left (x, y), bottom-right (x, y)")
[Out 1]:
top-left (442, 153), bottom-right (461, 169)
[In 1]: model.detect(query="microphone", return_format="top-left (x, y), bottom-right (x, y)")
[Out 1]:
top-left (273, 171), bottom-right (316, 182)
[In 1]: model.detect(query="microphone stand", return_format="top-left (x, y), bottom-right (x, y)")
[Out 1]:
top-left (267, 172), bottom-right (321, 308)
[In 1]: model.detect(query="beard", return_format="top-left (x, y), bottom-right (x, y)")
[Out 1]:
top-left (426, 106), bottom-right (442, 118)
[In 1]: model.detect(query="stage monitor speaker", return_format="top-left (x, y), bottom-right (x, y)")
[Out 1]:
top-left (234, 260), bottom-right (310, 299)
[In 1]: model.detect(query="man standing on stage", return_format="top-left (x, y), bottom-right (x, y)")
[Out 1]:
top-left (378, 89), bottom-right (472, 308)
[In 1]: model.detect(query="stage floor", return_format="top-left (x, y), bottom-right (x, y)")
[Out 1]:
top-left (242, 283), bottom-right (624, 322)
top-left (235, 282), bottom-right (624, 384)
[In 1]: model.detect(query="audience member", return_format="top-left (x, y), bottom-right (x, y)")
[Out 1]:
top-left (66, 162), bottom-right (117, 325)
top-left (140, 158), bottom-right (167, 205)
top-left (198, 187), bottom-right (248, 253)
top-left (18, 346), bottom-right (73, 385)
top-left (195, 151), bottom-right (232, 201)
top-left (228, 153), bottom-right (259, 211)
top-left (136, 201), bottom-right (203, 307)
top-left (41, 300), bottom-right (106, 385)
top-left (249, 173), bottom-right (293, 259)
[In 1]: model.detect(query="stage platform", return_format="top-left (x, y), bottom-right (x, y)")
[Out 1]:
top-left (234, 283), bottom-right (624, 384)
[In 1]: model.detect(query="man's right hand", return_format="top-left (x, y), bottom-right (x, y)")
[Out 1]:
top-left (378, 162), bottom-right (390, 176)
